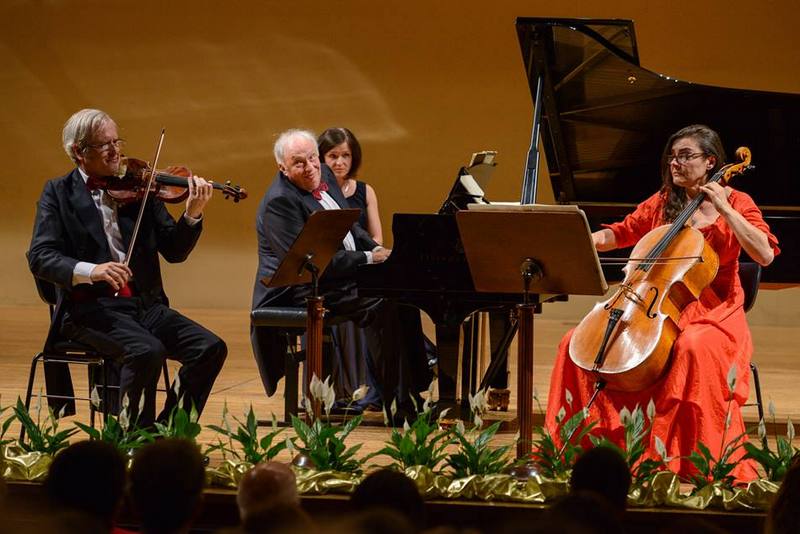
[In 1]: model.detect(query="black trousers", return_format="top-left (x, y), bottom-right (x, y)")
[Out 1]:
top-left (290, 282), bottom-right (432, 408)
top-left (63, 297), bottom-right (227, 427)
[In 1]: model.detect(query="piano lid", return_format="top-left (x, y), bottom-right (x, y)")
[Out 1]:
top-left (515, 17), bottom-right (800, 208)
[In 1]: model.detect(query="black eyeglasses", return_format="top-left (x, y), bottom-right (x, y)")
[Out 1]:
top-left (667, 152), bottom-right (706, 165)
top-left (83, 138), bottom-right (126, 153)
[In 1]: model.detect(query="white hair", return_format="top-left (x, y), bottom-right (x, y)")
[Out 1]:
top-left (273, 129), bottom-right (317, 166)
top-left (62, 109), bottom-right (114, 163)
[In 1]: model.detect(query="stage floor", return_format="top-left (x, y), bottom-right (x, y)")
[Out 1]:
top-left (1, 304), bottom-right (798, 461)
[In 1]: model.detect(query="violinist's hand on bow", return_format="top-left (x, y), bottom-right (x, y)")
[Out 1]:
top-left (90, 262), bottom-right (132, 291)
top-left (699, 182), bottom-right (732, 214)
top-left (186, 175), bottom-right (213, 219)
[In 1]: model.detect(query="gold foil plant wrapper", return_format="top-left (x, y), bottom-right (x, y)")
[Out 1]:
top-left (405, 466), bottom-right (560, 503)
top-left (293, 467), bottom-right (362, 494)
top-left (678, 479), bottom-right (779, 511)
top-left (627, 470), bottom-right (778, 511)
top-left (206, 459), bottom-right (254, 489)
top-left (2, 446), bottom-right (52, 482)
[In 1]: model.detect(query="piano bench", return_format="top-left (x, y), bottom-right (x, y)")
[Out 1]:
top-left (250, 307), bottom-right (335, 425)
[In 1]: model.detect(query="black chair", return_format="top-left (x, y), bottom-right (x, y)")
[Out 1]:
top-left (22, 275), bottom-right (170, 442)
top-left (250, 307), bottom-right (336, 424)
top-left (738, 261), bottom-right (766, 431)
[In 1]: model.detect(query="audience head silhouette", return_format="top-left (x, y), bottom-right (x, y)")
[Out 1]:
top-left (766, 458), bottom-right (800, 534)
top-left (351, 469), bottom-right (425, 531)
top-left (570, 445), bottom-right (631, 513)
top-left (130, 438), bottom-right (206, 534)
top-left (237, 461), bottom-right (299, 522)
top-left (45, 440), bottom-right (126, 529)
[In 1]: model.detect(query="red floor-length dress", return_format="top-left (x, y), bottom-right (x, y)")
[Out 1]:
top-left (545, 189), bottom-right (780, 480)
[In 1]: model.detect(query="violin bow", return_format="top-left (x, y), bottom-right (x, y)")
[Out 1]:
top-left (117, 128), bottom-right (166, 293)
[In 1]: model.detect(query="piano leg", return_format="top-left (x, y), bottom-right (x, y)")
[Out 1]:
top-left (434, 323), bottom-right (466, 414)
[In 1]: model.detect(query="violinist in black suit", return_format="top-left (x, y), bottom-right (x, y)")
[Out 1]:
top-left (28, 108), bottom-right (227, 426)
top-left (251, 129), bottom-right (430, 414)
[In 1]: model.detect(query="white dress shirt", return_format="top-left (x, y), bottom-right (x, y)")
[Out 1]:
top-left (316, 190), bottom-right (374, 264)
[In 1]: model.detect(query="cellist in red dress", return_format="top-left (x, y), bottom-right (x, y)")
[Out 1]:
top-left (545, 124), bottom-right (780, 480)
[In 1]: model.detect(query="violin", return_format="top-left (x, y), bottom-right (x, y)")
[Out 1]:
top-left (99, 156), bottom-right (247, 203)
top-left (568, 147), bottom-right (754, 392)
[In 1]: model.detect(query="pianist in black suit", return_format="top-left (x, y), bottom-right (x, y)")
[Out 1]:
top-left (251, 129), bottom-right (430, 414)
top-left (28, 108), bottom-right (227, 427)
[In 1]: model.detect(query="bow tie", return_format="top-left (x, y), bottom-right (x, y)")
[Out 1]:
top-left (311, 181), bottom-right (329, 200)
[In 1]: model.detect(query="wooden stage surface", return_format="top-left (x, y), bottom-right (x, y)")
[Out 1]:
top-left (1, 303), bottom-right (798, 461)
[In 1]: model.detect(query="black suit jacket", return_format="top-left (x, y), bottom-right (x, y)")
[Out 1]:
top-left (252, 165), bottom-right (377, 309)
top-left (27, 168), bottom-right (202, 408)
top-left (251, 165), bottom-right (377, 394)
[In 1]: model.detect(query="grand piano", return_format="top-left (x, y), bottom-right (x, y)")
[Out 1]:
top-left (357, 17), bottom-right (800, 411)
top-left (516, 17), bottom-right (800, 285)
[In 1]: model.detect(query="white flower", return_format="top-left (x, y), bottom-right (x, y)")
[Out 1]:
top-left (271, 413), bottom-right (278, 430)
top-left (468, 389), bottom-right (488, 415)
top-left (427, 379), bottom-right (436, 399)
top-left (309, 374), bottom-right (323, 401)
top-left (119, 408), bottom-right (130, 432)
top-left (383, 407), bottom-right (390, 426)
top-left (726, 364), bottom-right (737, 394)
top-left (138, 393), bottom-right (145, 418)
top-left (352, 385), bottom-right (369, 402)
top-left (769, 399), bottom-right (776, 418)
top-left (173, 372), bottom-right (182, 397)
top-left (323, 387), bottom-right (336, 416)
top-left (556, 407), bottom-right (566, 424)
top-left (121, 393), bottom-right (130, 410)
top-left (58, 404), bottom-right (67, 419)
top-left (303, 397), bottom-right (314, 418)
top-left (403, 419), bottom-right (411, 433)
top-left (725, 411), bottom-right (732, 431)
top-left (512, 431), bottom-right (520, 443)
top-left (455, 420), bottom-right (466, 436)
top-left (437, 407), bottom-right (451, 421)
top-left (788, 419), bottom-right (795, 441)
top-left (473, 413), bottom-right (483, 429)
top-left (90, 387), bottom-right (102, 409)
top-left (646, 399), bottom-right (656, 421)
top-left (423, 397), bottom-right (431, 413)
top-left (655, 436), bottom-right (668, 460)
top-left (390, 399), bottom-right (398, 418)
top-left (619, 406), bottom-right (632, 426)
top-left (758, 419), bottom-right (767, 440)
top-left (565, 388), bottom-right (573, 408)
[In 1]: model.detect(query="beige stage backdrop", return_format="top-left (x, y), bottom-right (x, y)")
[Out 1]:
top-left (1, 0), bottom-right (798, 326)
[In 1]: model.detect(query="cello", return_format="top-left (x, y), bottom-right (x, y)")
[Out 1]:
top-left (568, 147), bottom-right (754, 392)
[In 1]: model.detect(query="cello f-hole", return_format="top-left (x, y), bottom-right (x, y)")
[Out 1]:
top-left (645, 286), bottom-right (659, 319)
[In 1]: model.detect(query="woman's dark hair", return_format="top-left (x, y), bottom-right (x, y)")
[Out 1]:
top-left (318, 127), bottom-right (363, 178)
top-left (660, 124), bottom-right (726, 223)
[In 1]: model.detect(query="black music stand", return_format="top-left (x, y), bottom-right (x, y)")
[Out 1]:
top-left (261, 208), bottom-right (361, 417)
top-left (456, 205), bottom-right (607, 462)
